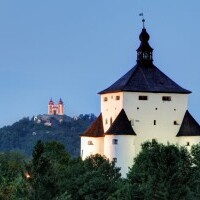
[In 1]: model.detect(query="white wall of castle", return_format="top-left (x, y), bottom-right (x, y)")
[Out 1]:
top-left (122, 92), bottom-right (188, 154)
top-left (81, 137), bottom-right (104, 160)
top-left (104, 135), bottom-right (136, 177)
top-left (100, 92), bottom-right (189, 167)
top-left (177, 136), bottom-right (200, 150)
top-left (101, 92), bottom-right (123, 132)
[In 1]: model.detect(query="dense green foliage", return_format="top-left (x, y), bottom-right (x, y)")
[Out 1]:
top-left (127, 140), bottom-right (192, 200)
top-left (1, 140), bottom-right (200, 199)
top-left (0, 114), bottom-right (96, 157)
top-left (25, 141), bottom-right (121, 200)
top-left (0, 152), bottom-right (28, 199)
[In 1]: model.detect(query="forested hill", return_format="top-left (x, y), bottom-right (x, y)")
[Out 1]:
top-left (0, 114), bottom-right (96, 157)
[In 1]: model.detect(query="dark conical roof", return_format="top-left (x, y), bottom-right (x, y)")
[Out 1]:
top-left (99, 28), bottom-right (190, 95)
top-left (105, 109), bottom-right (136, 135)
top-left (81, 114), bottom-right (104, 137)
top-left (49, 98), bottom-right (54, 105)
top-left (99, 63), bottom-right (191, 94)
top-left (58, 98), bottom-right (63, 104)
top-left (177, 110), bottom-right (200, 137)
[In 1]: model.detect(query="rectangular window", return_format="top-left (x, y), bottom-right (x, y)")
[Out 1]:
top-left (113, 158), bottom-right (117, 163)
top-left (186, 142), bottom-right (190, 146)
top-left (112, 139), bottom-right (118, 145)
top-left (116, 96), bottom-right (120, 100)
top-left (154, 120), bottom-right (156, 125)
top-left (104, 97), bottom-right (108, 102)
top-left (88, 141), bottom-right (93, 145)
top-left (139, 96), bottom-right (148, 100)
top-left (162, 96), bottom-right (171, 101)
top-left (130, 120), bottom-right (134, 126)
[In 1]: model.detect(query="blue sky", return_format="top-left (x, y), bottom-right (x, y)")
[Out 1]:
top-left (0, 0), bottom-right (199, 127)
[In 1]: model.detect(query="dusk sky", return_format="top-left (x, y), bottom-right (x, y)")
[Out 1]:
top-left (0, 0), bottom-right (200, 127)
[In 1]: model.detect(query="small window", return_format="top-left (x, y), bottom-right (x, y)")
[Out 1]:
top-left (104, 97), bottom-right (108, 102)
top-left (162, 96), bottom-right (171, 101)
top-left (174, 121), bottom-right (178, 125)
top-left (112, 139), bottom-right (118, 145)
top-left (88, 141), bottom-right (93, 145)
top-left (155, 108), bottom-right (158, 110)
top-left (113, 157), bottom-right (117, 163)
top-left (186, 142), bottom-right (190, 146)
top-left (105, 119), bottom-right (108, 124)
top-left (110, 117), bottom-right (113, 125)
top-left (130, 120), bottom-right (134, 126)
top-left (116, 96), bottom-right (120, 100)
top-left (154, 120), bottom-right (156, 125)
top-left (139, 96), bottom-right (148, 100)
top-left (137, 107), bottom-right (139, 110)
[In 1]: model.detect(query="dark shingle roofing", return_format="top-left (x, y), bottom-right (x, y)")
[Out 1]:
top-left (105, 109), bottom-right (136, 135)
top-left (177, 110), bottom-right (200, 137)
top-left (99, 63), bottom-right (191, 94)
top-left (81, 114), bottom-right (104, 137)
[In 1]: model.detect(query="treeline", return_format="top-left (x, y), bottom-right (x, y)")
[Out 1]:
top-left (1, 140), bottom-right (200, 200)
top-left (0, 114), bottom-right (96, 157)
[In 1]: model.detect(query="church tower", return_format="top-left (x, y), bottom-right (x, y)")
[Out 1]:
top-left (81, 22), bottom-right (200, 177)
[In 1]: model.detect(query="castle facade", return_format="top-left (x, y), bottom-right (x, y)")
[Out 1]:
top-left (81, 25), bottom-right (200, 177)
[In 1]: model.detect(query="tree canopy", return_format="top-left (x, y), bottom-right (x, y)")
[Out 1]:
top-left (1, 140), bottom-right (200, 199)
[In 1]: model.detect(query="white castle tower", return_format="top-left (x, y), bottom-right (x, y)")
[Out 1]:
top-left (81, 23), bottom-right (200, 177)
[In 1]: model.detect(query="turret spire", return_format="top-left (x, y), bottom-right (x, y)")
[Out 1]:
top-left (137, 16), bottom-right (153, 63)
top-left (139, 13), bottom-right (145, 29)
top-left (142, 19), bottom-right (145, 29)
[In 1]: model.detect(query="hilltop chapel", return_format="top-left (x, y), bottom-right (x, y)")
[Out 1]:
top-left (81, 21), bottom-right (200, 177)
top-left (48, 98), bottom-right (64, 115)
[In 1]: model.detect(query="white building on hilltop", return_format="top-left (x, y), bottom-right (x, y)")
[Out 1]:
top-left (80, 23), bottom-right (200, 177)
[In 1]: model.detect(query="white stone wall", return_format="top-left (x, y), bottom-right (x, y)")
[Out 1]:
top-left (177, 136), bottom-right (200, 150)
top-left (104, 135), bottom-right (136, 177)
top-left (81, 137), bottom-right (104, 160)
top-left (100, 92), bottom-right (123, 132)
top-left (122, 92), bottom-right (188, 154)
top-left (100, 92), bottom-right (188, 149)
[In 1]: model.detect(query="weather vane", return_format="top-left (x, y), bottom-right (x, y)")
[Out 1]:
top-left (139, 13), bottom-right (145, 28)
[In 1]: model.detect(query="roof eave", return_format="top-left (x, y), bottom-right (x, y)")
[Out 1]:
top-left (98, 89), bottom-right (191, 95)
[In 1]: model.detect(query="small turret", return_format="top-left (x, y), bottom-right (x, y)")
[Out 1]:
top-left (49, 98), bottom-right (54, 105)
top-left (58, 98), bottom-right (63, 105)
top-left (137, 19), bottom-right (153, 63)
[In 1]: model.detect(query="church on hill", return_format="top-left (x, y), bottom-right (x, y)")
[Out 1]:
top-left (81, 21), bottom-right (200, 177)
top-left (48, 98), bottom-right (64, 115)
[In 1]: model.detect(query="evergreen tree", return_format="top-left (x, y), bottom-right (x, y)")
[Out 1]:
top-left (27, 140), bottom-right (58, 200)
